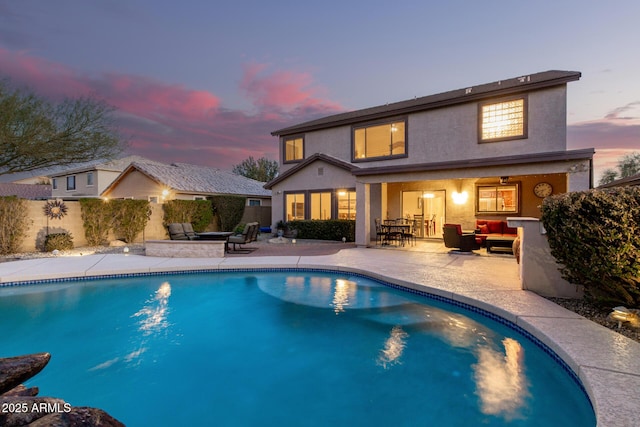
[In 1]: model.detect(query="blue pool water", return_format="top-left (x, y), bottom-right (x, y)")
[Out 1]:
top-left (0, 271), bottom-right (595, 426)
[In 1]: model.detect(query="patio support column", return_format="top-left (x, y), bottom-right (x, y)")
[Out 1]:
top-left (355, 181), bottom-right (371, 247)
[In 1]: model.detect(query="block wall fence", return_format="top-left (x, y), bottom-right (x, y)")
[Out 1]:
top-left (16, 201), bottom-right (271, 252)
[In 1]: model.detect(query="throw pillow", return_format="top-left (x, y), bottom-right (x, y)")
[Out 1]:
top-left (479, 224), bottom-right (490, 234)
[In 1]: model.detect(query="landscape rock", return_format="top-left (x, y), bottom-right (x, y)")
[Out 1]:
top-left (2, 384), bottom-right (39, 397)
top-left (27, 407), bottom-right (125, 427)
top-left (0, 396), bottom-right (67, 426)
top-left (0, 353), bottom-right (50, 394)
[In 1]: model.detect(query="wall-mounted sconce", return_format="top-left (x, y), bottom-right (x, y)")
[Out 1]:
top-left (500, 176), bottom-right (510, 185)
top-left (452, 191), bottom-right (468, 205)
top-left (161, 189), bottom-right (170, 200)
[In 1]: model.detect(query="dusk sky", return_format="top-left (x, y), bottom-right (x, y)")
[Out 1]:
top-left (1, 1), bottom-right (638, 182)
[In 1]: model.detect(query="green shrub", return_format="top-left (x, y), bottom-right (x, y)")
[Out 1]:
top-left (110, 199), bottom-right (152, 243)
top-left (540, 187), bottom-right (640, 307)
top-left (0, 196), bottom-right (31, 255)
top-left (211, 195), bottom-right (246, 231)
top-left (286, 220), bottom-right (355, 241)
top-left (44, 233), bottom-right (74, 251)
top-left (163, 199), bottom-right (213, 232)
top-left (80, 198), bottom-right (113, 246)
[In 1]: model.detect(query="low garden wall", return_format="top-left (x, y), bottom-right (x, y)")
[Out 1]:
top-left (145, 240), bottom-right (225, 258)
top-left (18, 201), bottom-right (168, 252)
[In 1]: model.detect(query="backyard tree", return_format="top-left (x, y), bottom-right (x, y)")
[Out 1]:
top-left (232, 156), bottom-right (278, 182)
top-left (0, 79), bottom-right (124, 176)
top-left (598, 152), bottom-right (640, 186)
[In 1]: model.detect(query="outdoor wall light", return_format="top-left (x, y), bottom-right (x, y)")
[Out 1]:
top-left (161, 189), bottom-right (170, 199)
top-left (500, 176), bottom-right (510, 185)
top-left (452, 191), bottom-right (468, 205)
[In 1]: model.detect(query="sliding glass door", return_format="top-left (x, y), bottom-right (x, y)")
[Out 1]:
top-left (401, 190), bottom-right (445, 238)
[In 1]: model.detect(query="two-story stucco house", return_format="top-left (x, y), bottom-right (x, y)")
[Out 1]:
top-left (265, 70), bottom-right (594, 246)
top-left (48, 155), bottom-right (153, 199)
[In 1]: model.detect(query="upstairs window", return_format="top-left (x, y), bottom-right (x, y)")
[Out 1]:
top-left (284, 136), bottom-right (304, 162)
top-left (353, 120), bottom-right (406, 161)
top-left (479, 97), bottom-right (527, 142)
top-left (66, 176), bottom-right (76, 191)
top-left (87, 172), bottom-right (94, 186)
top-left (52, 178), bottom-right (57, 190)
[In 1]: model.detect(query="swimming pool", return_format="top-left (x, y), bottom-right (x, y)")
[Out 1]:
top-left (0, 270), bottom-right (595, 426)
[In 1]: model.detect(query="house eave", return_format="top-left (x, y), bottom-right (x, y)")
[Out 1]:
top-left (272, 70), bottom-right (581, 136)
top-left (352, 148), bottom-right (595, 177)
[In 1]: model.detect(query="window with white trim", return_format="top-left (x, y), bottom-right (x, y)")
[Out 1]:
top-left (66, 176), bottom-right (76, 191)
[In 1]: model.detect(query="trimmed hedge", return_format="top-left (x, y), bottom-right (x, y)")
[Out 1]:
top-left (44, 233), bottom-right (74, 251)
top-left (286, 220), bottom-right (355, 242)
top-left (163, 199), bottom-right (213, 232)
top-left (211, 195), bottom-right (246, 231)
top-left (0, 196), bottom-right (30, 255)
top-left (540, 187), bottom-right (640, 307)
top-left (110, 199), bottom-right (152, 243)
top-left (80, 198), bottom-right (113, 246)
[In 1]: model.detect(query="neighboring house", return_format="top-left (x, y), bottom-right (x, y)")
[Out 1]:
top-left (101, 161), bottom-right (272, 206)
top-left (266, 70), bottom-right (594, 246)
top-left (598, 172), bottom-right (640, 188)
top-left (0, 183), bottom-right (52, 200)
top-left (48, 155), bottom-right (155, 199)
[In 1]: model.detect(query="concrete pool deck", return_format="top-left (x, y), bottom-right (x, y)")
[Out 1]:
top-left (1, 246), bottom-right (639, 427)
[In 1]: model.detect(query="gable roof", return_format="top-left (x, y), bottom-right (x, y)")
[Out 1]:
top-left (272, 70), bottom-right (581, 136)
top-left (104, 161), bottom-right (272, 197)
top-left (48, 155), bottom-right (157, 177)
top-left (264, 153), bottom-right (357, 189)
top-left (598, 172), bottom-right (640, 188)
top-left (0, 183), bottom-right (52, 200)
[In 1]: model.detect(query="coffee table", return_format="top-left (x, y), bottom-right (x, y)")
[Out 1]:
top-left (485, 236), bottom-right (516, 254)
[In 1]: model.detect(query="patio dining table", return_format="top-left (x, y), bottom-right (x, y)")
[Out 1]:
top-left (381, 223), bottom-right (412, 246)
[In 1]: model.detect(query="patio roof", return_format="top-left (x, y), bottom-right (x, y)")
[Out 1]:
top-left (351, 148), bottom-right (595, 177)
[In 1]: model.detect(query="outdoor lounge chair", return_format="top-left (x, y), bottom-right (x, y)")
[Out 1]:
top-left (168, 223), bottom-right (190, 240)
top-left (228, 222), bottom-right (258, 253)
top-left (442, 223), bottom-right (480, 252)
top-left (181, 223), bottom-right (200, 240)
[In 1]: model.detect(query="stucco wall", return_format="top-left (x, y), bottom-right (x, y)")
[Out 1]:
top-left (103, 170), bottom-right (164, 200)
top-left (270, 159), bottom-right (356, 229)
top-left (280, 86), bottom-right (568, 172)
top-left (52, 170), bottom-right (122, 198)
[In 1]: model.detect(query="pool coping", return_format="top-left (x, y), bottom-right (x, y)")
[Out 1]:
top-left (1, 249), bottom-right (639, 427)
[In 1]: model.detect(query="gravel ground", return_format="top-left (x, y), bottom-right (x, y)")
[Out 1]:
top-left (2, 244), bottom-right (638, 344)
top-left (546, 297), bottom-right (640, 344)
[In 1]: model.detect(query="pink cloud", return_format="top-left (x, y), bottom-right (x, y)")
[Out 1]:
top-left (0, 48), bottom-right (344, 171)
top-left (568, 103), bottom-right (640, 182)
top-left (240, 62), bottom-right (343, 113)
